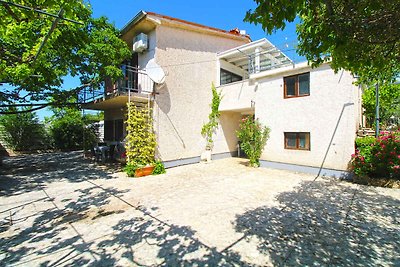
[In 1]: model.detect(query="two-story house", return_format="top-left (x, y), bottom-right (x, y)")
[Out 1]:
top-left (215, 39), bottom-right (362, 176)
top-left (85, 11), bottom-right (362, 177)
top-left (84, 11), bottom-right (250, 166)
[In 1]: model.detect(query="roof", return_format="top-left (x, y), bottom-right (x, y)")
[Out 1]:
top-left (120, 10), bottom-right (251, 42)
top-left (218, 38), bottom-right (293, 74)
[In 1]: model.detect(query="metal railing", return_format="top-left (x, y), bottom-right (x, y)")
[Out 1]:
top-left (81, 66), bottom-right (154, 103)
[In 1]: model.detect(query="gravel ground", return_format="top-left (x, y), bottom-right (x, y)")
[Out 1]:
top-left (0, 151), bottom-right (399, 266)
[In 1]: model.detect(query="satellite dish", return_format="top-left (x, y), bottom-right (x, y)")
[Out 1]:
top-left (146, 59), bottom-right (166, 84)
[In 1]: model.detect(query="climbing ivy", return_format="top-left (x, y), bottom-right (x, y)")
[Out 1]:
top-left (125, 103), bottom-right (156, 167)
top-left (201, 83), bottom-right (222, 149)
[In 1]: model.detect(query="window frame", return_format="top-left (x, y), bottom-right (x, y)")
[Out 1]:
top-left (284, 132), bottom-right (311, 151)
top-left (220, 68), bottom-right (243, 85)
top-left (284, 72), bottom-right (310, 98)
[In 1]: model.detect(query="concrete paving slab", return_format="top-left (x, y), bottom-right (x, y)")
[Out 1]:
top-left (0, 151), bottom-right (399, 266)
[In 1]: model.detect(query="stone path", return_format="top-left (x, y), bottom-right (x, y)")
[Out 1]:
top-left (0, 152), bottom-right (399, 266)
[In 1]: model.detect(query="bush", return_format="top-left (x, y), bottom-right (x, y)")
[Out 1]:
top-left (124, 162), bottom-right (141, 177)
top-left (0, 109), bottom-right (51, 151)
top-left (152, 160), bottom-right (166, 175)
top-left (236, 117), bottom-right (270, 167)
top-left (49, 109), bottom-right (99, 151)
top-left (352, 132), bottom-right (400, 179)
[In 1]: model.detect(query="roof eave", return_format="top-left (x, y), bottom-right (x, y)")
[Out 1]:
top-left (120, 10), bottom-right (148, 35)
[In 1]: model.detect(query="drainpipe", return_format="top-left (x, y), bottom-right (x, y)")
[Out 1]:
top-left (375, 82), bottom-right (380, 138)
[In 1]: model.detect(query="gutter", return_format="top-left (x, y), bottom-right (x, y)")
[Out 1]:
top-left (120, 10), bottom-right (147, 35)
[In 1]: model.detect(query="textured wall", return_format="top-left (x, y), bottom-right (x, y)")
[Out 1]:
top-left (256, 64), bottom-right (359, 170)
top-left (153, 25), bottom-right (247, 161)
top-left (218, 80), bottom-right (256, 112)
top-left (215, 63), bottom-right (360, 170)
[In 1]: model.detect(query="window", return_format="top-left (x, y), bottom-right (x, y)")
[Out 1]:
top-left (284, 132), bottom-right (310, 150)
top-left (220, 69), bottom-right (242, 85)
top-left (284, 72), bottom-right (310, 98)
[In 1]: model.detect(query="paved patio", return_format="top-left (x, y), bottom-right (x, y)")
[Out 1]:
top-left (0, 151), bottom-right (399, 266)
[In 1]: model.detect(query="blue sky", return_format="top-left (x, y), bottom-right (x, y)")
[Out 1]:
top-left (37, 0), bottom-right (302, 120)
top-left (89, 0), bottom-right (302, 61)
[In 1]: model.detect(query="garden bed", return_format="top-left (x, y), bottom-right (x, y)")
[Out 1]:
top-left (353, 176), bottom-right (400, 188)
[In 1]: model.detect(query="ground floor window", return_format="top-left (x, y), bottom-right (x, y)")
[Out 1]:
top-left (284, 132), bottom-right (310, 150)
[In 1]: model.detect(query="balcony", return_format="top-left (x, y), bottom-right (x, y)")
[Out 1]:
top-left (218, 80), bottom-right (256, 113)
top-left (216, 38), bottom-right (294, 113)
top-left (82, 66), bottom-right (154, 110)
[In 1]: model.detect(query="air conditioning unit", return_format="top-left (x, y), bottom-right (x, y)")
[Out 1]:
top-left (133, 33), bottom-right (148, 53)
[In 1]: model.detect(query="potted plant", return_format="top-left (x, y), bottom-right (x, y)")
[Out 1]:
top-left (201, 83), bottom-right (222, 162)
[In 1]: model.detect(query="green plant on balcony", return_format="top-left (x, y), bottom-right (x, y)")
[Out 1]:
top-left (201, 83), bottom-right (222, 150)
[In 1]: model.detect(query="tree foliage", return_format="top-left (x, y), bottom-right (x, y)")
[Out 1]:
top-left (245, 0), bottom-right (400, 81)
top-left (47, 105), bottom-right (99, 151)
top-left (0, 0), bottom-right (131, 103)
top-left (0, 109), bottom-right (49, 151)
top-left (362, 83), bottom-right (400, 126)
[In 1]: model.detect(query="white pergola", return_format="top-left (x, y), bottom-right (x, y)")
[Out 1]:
top-left (217, 38), bottom-right (294, 76)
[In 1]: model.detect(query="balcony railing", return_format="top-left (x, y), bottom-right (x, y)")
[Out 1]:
top-left (81, 66), bottom-right (153, 103)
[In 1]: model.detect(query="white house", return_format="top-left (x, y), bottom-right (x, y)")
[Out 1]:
top-left (84, 11), bottom-right (362, 177)
top-left (214, 39), bottom-right (362, 176)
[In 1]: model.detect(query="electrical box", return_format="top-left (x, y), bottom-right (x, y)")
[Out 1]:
top-left (132, 33), bottom-right (148, 53)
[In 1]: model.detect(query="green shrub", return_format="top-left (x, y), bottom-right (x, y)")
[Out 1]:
top-left (0, 109), bottom-right (51, 151)
top-left (355, 136), bottom-right (376, 150)
top-left (152, 160), bottom-right (166, 175)
top-left (124, 162), bottom-right (141, 177)
top-left (352, 132), bottom-right (400, 179)
top-left (49, 109), bottom-right (99, 151)
top-left (236, 117), bottom-right (270, 167)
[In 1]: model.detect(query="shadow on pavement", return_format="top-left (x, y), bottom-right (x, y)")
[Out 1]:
top-left (234, 178), bottom-right (400, 266)
top-left (0, 151), bottom-right (120, 197)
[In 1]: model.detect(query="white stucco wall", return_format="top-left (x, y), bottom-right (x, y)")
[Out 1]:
top-left (215, 63), bottom-right (360, 170)
top-left (153, 25), bottom-right (248, 161)
top-left (137, 31), bottom-right (156, 70)
top-left (256, 64), bottom-right (358, 170)
top-left (218, 80), bottom-right (256, 112)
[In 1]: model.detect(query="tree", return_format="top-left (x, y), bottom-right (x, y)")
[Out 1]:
top-left (47, 105), bottom-right (100, 151)
top-left (0, 0), bottom-right (131, 104)
top-left (362, 83), bottom-right (400, 127)
top-left (245, 0), bottom-right (400, 81)
top-left (0, 109), bottom-right (49, 151)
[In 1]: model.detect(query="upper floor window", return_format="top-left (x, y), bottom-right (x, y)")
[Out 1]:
top-left (220, 69), bottom-right (242, 85)
top-left (284, 132), bottom-right (310, 150)
top-left (284, 72), bottom-right (310, 98)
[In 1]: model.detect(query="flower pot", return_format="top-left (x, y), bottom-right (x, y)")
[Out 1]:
top-left (134, 165), bottom-right (155, 177)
